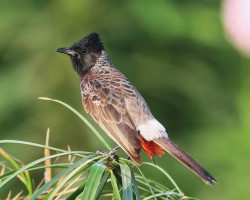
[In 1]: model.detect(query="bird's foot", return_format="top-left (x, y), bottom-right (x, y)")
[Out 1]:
top-left (96, 146), bottom-right (120, 155)
top-left (96, 146), bottom-right (120, 161)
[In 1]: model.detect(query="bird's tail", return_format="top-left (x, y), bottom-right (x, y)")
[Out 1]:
top-left (153, 137), bottom-right (217, 185)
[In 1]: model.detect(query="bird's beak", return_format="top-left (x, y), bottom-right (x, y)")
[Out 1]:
top-left (56, 47), bottom-right (76, 56)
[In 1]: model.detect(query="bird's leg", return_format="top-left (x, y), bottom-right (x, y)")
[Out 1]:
top-left (96, 146), bottom-right (120, 162)
top-left (96, 146), bottom-right (121, 157)
top-left (152, 157), bottom-right (156, 165)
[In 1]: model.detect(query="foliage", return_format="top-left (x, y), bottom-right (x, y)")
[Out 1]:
top-left (0, 99), bottom-right (196, 199)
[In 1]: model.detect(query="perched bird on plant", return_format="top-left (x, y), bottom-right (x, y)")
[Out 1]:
top-left (56, 33), bottom-right (216, 185)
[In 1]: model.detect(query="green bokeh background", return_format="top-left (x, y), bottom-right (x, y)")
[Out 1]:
top-left (1, 0), bottom-right (249, 199)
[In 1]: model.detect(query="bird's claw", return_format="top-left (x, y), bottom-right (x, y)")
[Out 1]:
top-left (96, 146), bottom-right (120, 161)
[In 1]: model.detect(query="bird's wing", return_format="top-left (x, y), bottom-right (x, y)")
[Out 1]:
top-left (81, 68), bottom-right (142, 164)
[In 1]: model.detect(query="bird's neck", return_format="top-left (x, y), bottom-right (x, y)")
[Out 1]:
top-left (95, 51), bottom-right (113, 67)
top-left (79, 51), bottom-right (113, 80)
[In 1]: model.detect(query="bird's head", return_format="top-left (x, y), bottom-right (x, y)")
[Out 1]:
top-left (56, 32), bottom-right (104, 76)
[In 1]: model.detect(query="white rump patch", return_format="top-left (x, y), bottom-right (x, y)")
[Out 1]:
top-left (137, 119), bottom-right (168, 141)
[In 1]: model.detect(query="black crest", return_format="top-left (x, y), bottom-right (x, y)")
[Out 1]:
top-left (73, 32), bottom-right (104, 53)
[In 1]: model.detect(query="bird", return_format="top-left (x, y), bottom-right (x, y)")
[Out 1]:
top-left (56, 32), bottom-right (216, 185)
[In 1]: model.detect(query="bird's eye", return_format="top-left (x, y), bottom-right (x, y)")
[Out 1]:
top-left (81, 48), bottom-right (86, 53)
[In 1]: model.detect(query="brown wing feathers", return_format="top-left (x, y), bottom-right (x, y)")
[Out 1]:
top-left (81, 69), bottom-right (142, 163)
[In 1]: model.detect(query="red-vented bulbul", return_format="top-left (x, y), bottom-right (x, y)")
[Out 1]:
top-left (56, 33), bottom-right (216, 185)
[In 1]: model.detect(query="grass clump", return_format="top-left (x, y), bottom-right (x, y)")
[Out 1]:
top-left (0, 98), bottom-right (197, 200)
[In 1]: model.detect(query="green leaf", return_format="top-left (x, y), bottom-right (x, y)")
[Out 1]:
top-left (81, 162), bottom-right (107, 200)
top-left (143, 162), bottom-right (182, 194)
top-left (134, 165), bottom-right (157, 200)
top-left (110, 170), bottom-right (121, 200)
top-left (45, 156), bottom-right (98, 200)
top-left (120, 162), bottom-right (133, 200)
top-left (130, 167), bottom-right (141, 200)
top-left (94, 171), bottom-right (110, 199)
top-left (0, 151), bottom-right (84, 190)
top-left (0, 140), bottom-right (90, 154)
top-left (39, 97), bottom-right (111, 150)
top-left (0, 149), bottom-right (32, 195)
top-left (29, 155), bottom-right (95, 200)
top-left (66, 185), bottom-right (85, 200)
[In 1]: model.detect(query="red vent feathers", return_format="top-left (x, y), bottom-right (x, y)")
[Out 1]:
top-left (139, 135), bottom-right (165, 159)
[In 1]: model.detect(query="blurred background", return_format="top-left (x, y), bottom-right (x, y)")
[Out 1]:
top-left (1, 0), bottom-right (250, 199)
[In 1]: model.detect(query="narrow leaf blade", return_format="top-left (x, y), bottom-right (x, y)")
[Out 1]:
top-left (110, 170), bottom-right (121, 200)
top-left (120, 162), bottom-right (133, 200)
top-left (94, 171), bottom-right (110, 199)
top-left (81, 162), bottom-right (107, 200)
top-left (130, 166), bottom-right (141, 200)
top-left (30, 155), bottom-right (95, 200)
top-left (38, 97), bottom-right (111, 150)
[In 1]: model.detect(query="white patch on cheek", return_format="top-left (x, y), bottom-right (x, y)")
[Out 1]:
top-left (67, 50), bottom-right (79, 57)
top-left (137, 119), bottom-right (168, 141)
top-left (67, 51), bottom-right (80, 59)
